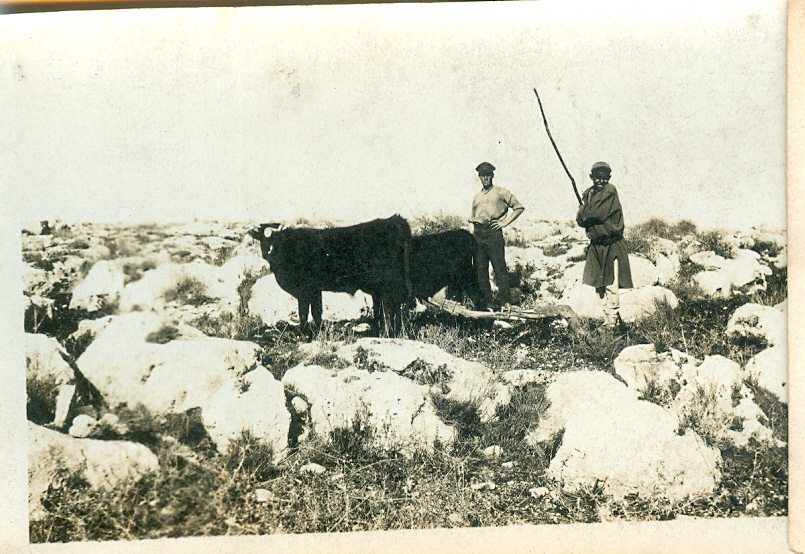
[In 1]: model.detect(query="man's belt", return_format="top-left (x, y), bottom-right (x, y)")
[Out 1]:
top-left (590, 232), bottom-right (623, 246)
top-left (473, 222), bottom-right (503, 232)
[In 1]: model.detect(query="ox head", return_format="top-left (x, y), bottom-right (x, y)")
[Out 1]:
top-left (248, 223), bottom-right (285, 259)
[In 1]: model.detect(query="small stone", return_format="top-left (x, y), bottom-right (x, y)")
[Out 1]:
top-left (330, 472), bottom-right (344, 481)
top-left (68, 414), bottom-right (98, 438)
top-left (501, 461), bottom-right (516, 469)
top-left (482, 445), bottom-right (503, 458)
top-left (352, 323), bottom-right (372, 333)
top-left (447, 513), bottom-right (463, 524)
top-left (529, 486), bottom-right (549, 498)
top-left (494, 320), bottom-right (513, 329)
top-left (300, 462), bottom-right (326, 475)
top-left (291, 396), bottom-right (309, 415)
top-left (254, 488), bottom-right (272, 503)
top-left (745, 501), bottom-right (758, 513)
top-left (470, 481), bottom-right (495, 491)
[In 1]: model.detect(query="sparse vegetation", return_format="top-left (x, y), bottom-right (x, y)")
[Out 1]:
top-left (542, 242), bottom-right (569, 257)
top-left (145, 324), bottom-right (180, 344)
top-left (23, 221), bottom-right (789, 542)
top-left (164, 277), bottom-right (215, 307)
top-left (412, 212), bottom-right (466, 236)
top-left (697, 230), bottom-right (737, 259)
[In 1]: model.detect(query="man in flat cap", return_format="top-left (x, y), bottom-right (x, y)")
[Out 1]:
top-left (576, 161), bottom-right (633, 328)
top-left (469, 162), bottom-right (525, 311)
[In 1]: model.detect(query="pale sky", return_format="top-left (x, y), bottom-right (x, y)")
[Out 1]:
top-left (0, 0), bottom-right (787, 231)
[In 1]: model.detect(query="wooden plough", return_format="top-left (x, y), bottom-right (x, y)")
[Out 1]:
top-left (422, 296), bottom-right (585, 334)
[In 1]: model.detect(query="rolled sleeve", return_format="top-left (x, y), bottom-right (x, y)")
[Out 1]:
top-left (503, 190), bottom-right (524, 211)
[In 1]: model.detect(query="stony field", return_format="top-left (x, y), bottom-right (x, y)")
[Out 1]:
top-left (22, 214), bottom-right (787, 542)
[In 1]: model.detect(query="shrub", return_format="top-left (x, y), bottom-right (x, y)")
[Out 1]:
top-left (122, 260), bottom-right (157, 284)
top-left (164, 277), bottom-right (214, 306)
top-left (306, 349), bottom-right (350, 370)
top-left (400, 359), bottom-right (451, 389)
top-left (572, 320), bottom-right (627, 365)
top-left (505, 232), bottom-right (529, 248)
top-left (543, 243), bottom-right (569, 257)
top-left (749, 239), bottom-right (783, 259)
top-left (753, 265), bottom-right (787, 308)
top-left (352, 346), bottom-right (392, 373)
top-left (629, 218), bottom-right (698, 241)
top-left (412, 212), bottom-right (466, 236)
top-left (145, 325), bottom-right (180, 344)
top-left (697, 230), bottom-right (736, 259)
top-left (430, 395), bottom-right (483, 441)
top-left (101, 237), bottom-right (140, 259)
top-left (625, 299), bottom-right (681, 353)
top-left (193, 311), bottom-right (265, 341)
top-left (26, 374), bottom-right (58, 425)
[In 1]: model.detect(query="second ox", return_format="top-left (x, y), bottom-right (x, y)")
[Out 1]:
top-left (249, 215), bottom-right (412, 333)
top-left (410, 229), bottom-right (481, 307)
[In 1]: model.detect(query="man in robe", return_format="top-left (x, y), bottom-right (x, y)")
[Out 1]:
top-left (576, 161), bottom-right (633, 327)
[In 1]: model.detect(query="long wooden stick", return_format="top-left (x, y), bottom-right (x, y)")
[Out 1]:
top-left (533, 88), bottom-right (583, 206)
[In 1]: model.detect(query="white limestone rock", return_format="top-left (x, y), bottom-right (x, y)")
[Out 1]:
top-left (69, 260), bottom-right (126, 312)
top-left (727, 303), bottom-right (786, 347)
top-left (201, 366), bottom-right (291, 460)
top-left (301, 338), bottom-right (510, 422)
top-left (546, 400), bottom-right (721, 502)
top-left (745, 346), bottom-right (788, 404)
top-left (28, 422), bottom-right (159, 521)
top-left (283, 364), bottom-right (454, 455)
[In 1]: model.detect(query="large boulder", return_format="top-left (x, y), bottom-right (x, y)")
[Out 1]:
top-left (301, 338), bottom-right (510, 421)
top-left (691, 252), bottom-right (773, 298)
top-left (248, 274), bottom-right (299, 325)
top-left (619, 286), bottom-right (678, 323)
top-left (560, 283), bottom-right (605, 320)
top-left (247, 273), bottom-right (371, 326)
top-left (28, 422), bottom-right (159, 521)
top-left (614, 344), bottom-right (682, 394)
top-left (727, 303), bottom-right (786, 347)
top-left (629, 255), bottom-right (660, 288)
top-left (526, 370), bottom-right (720, 501)
top-left (559, 261), bottom-right (586, 291)
top-left (201, 366), bottom-right (291, 459)
top-left (69, 260), bottom-right (126, 312)
top-left (282, 364), bottom-right (454, 454)
top-left (118, 262), bottom-right (186, 312)
top-left (654, 253), bottom-right (679, 285)
top-left (25, 333), bottom-right (75, 427)
top-left (616, 346), bottom-right (776, 447)
top-left (321, 291), bottom-right (373, 321)
top-left (76, 312), bottom-right (290, 455)
top-left (77, 313), bottom-right (261, 413)
top-left (547, 400), bottom-right (721, 502)
top-left (746, 346), bottom-right (787, 404)
top-left (526, 370), bottom-right (639, 444)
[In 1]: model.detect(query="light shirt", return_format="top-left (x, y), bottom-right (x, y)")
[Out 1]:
top-left (470, 185), bottom-right (524, 224)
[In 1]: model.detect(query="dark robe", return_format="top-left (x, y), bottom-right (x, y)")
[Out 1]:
top-left (576, 182), bottom-right (633, 289)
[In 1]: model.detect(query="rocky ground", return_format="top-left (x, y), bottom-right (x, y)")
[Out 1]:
top-left (22, 215), bottom-right (788, 541)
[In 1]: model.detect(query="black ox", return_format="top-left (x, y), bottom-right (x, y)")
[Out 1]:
top-left (249, 215), bottom-right (412, 334)
top-left (410, 229), bottom-right (481, 307)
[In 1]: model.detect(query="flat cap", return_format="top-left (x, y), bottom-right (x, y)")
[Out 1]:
top-left (591, 161), bottom-right (611, 174)
top-left (476, 162), bottom-right (496, 175)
